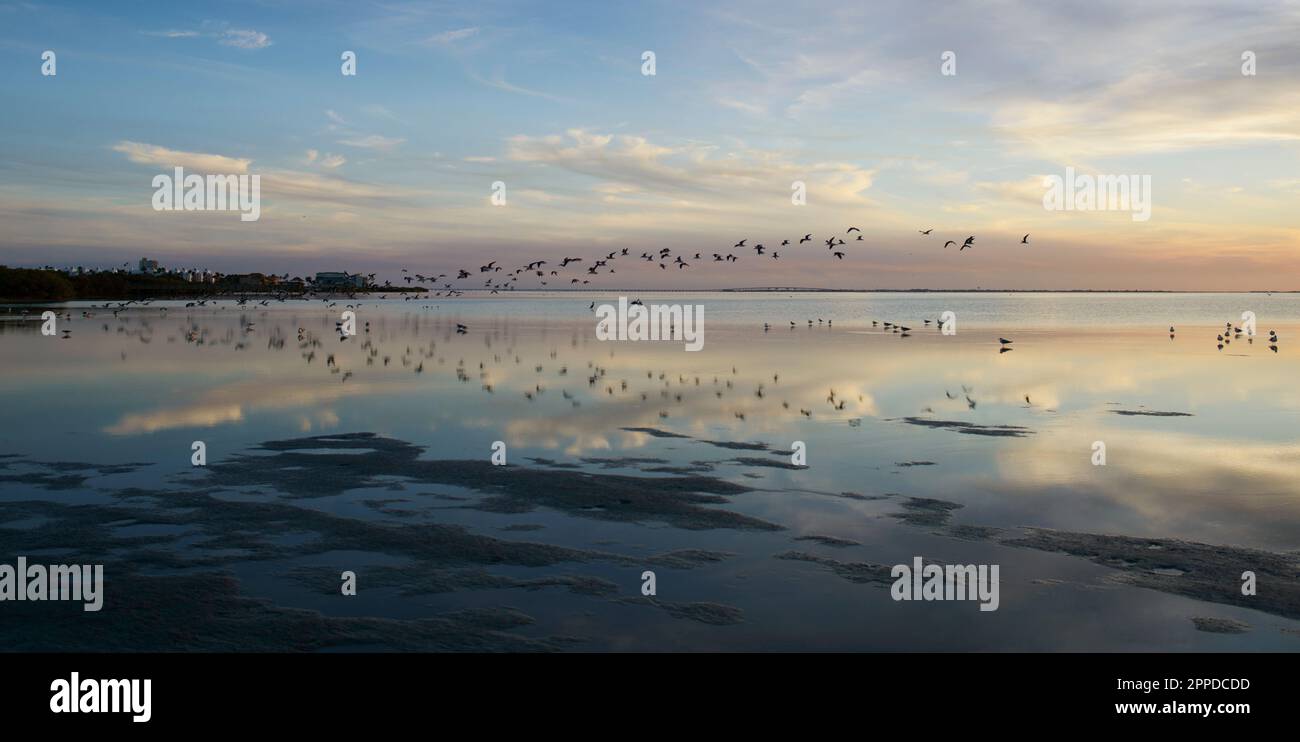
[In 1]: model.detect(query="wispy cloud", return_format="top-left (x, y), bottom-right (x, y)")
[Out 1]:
top-left (112, 141), bottom-right (251, 173)
top-left (428, 26), bottom-right (479, 44)
top-left (990, 74), bottom-right (1300, 162)
top-left (468, 71), bottom-right (568, 102)
top-left (361, 104), bottom-right (405, 124)
top-left (139, 24), bottom-right (272, 49)
top-left (786, 68), bottom-right (880, 118)
top-left (337, 134), bottom-right (406, 152)
top-left (304, 149), bottom-right (346, 169)
top-left (260, 169), bottom-right (402, 203)
top-left (142, 29), bottom-right (200, 38)
top-left (219, 29), bottom-right (272, 49)
top-left (507, 128), bottom-right (874, 205)
top-left (112, 141), bottom-right (394, 207)
top-left (718, 97), bottom-right (765, 115)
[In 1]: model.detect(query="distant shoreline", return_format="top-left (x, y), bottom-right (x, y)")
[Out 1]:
top-left (0, 289), bottom-right (424, 302)
top-left (3, 262), bottom-right (1297, 302)
top-left (697, 288), bottom-right (1295, 294)
top-left (3, 289), bottom-right (1296, 305)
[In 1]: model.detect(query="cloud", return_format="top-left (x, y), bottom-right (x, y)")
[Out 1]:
top-left (337, 134), bottom-right (406, 152)
top-left (259, 169), bottom-right (399, 203)
top-left (327, 109), bottom-right (403, 155)
top-left (1269, 178), bottom-right (1300, 192)
top-left (990, 75), bottom-right (1300, 161)
top-left (112, 141), bottom-right (251, 173)
top-left (143, 29), bottom-right (200, 38)
top-left (111, 141), bottom-right (395, 208)
top-left (718, 97), bottom-right (766, 115)
top-left (428, 26), bottom-right (479, 44)
top-left (141, 24), bottom-right (271, 49)
top-left (219, 29), bottom-right (272, 49)
top-left (974, 176), bottom-right (1052, 205)
top-left (304, 149), bottom-right (346, 168)
top-left (786, 68), bottom-right (880, 118)
top-left (506, 128), bottom-right (874, 205)
top-left (468, 71), bottom-right (568, 102)
top-left (361, 104), bottom-right (404, 123)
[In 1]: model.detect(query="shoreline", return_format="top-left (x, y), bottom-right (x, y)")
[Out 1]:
top-left (3, 288), bottom-right (1297, 303)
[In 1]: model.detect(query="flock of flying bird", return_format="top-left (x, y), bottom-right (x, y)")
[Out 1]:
top-left (385, 227), bottom-right (1027, 296)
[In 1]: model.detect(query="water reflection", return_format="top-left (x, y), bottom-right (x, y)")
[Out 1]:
top-left (1, 297), bottom-right (1298, 650)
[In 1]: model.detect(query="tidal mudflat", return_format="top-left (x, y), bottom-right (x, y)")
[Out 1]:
top-left (2, 293), bottom-right (1299, 651)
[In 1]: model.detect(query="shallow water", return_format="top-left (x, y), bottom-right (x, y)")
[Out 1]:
top-left (1, 293), bottom-right (1298, 651)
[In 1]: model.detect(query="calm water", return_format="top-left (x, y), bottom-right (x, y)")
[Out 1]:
top-left (1, 292), bottom-right (1298, 651)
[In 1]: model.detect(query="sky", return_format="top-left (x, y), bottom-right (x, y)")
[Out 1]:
top-left (1, 0), bottom-right (1298, 290)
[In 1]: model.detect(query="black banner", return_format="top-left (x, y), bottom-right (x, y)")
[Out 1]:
top-left (0, 652), bottom-right (1284, 729)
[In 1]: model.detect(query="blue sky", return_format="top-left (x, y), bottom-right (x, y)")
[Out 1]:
top-left (2, 0), bottom-right (1299, 289)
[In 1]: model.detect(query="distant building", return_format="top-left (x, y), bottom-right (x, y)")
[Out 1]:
top-left (221, 272), bottom-right (271, 289)
top-left (138, 257), bottom-right (160, 274)
top-left (314, 271), bottom-right (370, 289)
